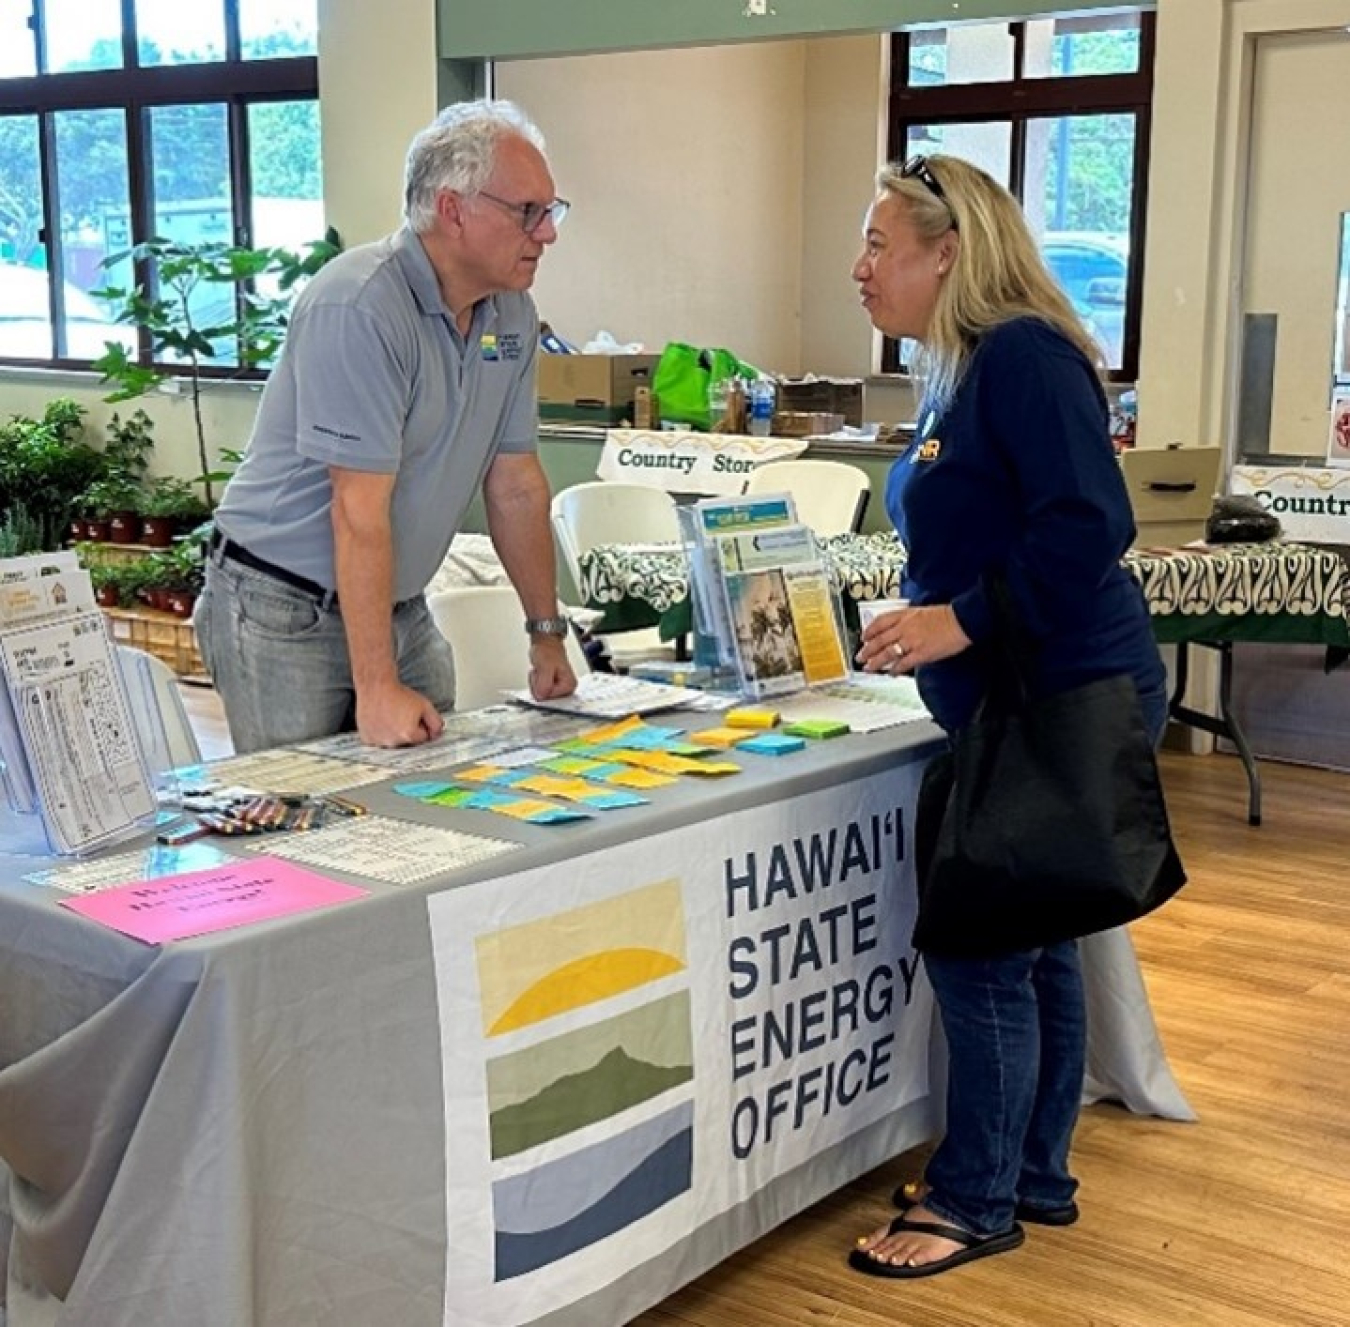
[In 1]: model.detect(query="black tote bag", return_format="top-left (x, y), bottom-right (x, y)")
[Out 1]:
top-left (912, 620), bottom-right (1186, 958)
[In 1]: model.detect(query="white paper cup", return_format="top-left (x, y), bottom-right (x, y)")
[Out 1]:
top-left (857, 598), bottom-right (910, 631)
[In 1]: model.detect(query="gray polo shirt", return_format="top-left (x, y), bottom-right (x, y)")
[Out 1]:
top-left (215, 226), bottom-right (539, 603)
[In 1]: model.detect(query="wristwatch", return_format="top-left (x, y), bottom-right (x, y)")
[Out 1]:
top-left (524, 615), bottom-right (570, 637)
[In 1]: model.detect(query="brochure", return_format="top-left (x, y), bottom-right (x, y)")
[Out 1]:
top-left (713, 524), bottom-right (849, 698)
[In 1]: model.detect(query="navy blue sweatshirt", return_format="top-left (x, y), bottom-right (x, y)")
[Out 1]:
top-left (886, 317), bottom-right (1164, 733)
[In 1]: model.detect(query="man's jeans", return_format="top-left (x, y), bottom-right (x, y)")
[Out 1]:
top-left (921, 677), bottom-right (1170, 1236)
top-left (194, 554), bottom-right (455, 754)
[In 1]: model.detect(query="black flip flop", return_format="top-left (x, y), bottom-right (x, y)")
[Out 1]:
top-left (848, 1214), bottom-right (1025, 1279)
top-left (892, 1183), bottom-right (1079, 1227)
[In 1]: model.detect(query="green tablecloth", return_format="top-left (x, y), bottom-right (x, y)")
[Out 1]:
top-left (580, 536), bottom-right (1350, 648)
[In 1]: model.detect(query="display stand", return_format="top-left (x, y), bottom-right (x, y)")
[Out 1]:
top-left (679, 493), bottom-right (851, 698)
top-left (0, 552), bottom-right (160, 856)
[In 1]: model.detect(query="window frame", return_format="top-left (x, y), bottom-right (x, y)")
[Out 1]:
top-left (884, 13), bottom-right (1156, 382)
top-left (0, 0), bottom-right (318, 372)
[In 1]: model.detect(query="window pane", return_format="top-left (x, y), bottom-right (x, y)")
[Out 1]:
top-left (53, 108), bottom-right (135, 358)
top-left (903, 122), bottom-right (1011, 189)
top-left (136, 0), bottom-right (224, 67)
top-left (1024, 14), bottom-right (1141, 80)
top-left (1029, 114), bottom-right (1136, 368)
top-left (0, 115), bottom-right (48, 359)
top-left (905, 23), bottom-right (1014, 87)
top-left (42, 0), bottom-right (124, 73)
top-left (148, 103), bottom-right (236, 363)
top-left (248, 101), bottom-right (324, 248)
top-left (240, 0), bottom-right (318, 59)
top-left (0, 0), bottom-right (36, 76)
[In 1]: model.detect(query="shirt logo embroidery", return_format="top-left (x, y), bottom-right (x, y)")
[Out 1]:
top-left (497, 331), bottom-right (523, 361)
top-left (480, 334), bottom-right (500, 361)
top-left (914, 437), bottom-right (942, 462)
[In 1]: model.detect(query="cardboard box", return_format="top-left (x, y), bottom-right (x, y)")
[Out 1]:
top-left (537, 353), bottom-right (660, 415)
top-left (776, 377), bottom-right (865, 426)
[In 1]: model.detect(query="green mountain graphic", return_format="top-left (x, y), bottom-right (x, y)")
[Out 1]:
top-left (490, 1045), bottom-right (692, 1159)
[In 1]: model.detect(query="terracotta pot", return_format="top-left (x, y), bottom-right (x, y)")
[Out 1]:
top-left (95, 585), bottom-right (120, 608)
top-left (108, 511), bottom-right (139, 544)
top-left (166, 590), bottom-right (197, 618)
top-left (142, 516), bottom-right (176, 547)
top-left (85, 518), bottom-right (111, 542)
top-left (69, 517), bottom-right (88, 541)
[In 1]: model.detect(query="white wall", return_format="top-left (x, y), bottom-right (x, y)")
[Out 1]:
top-left (1138, 0), bottom-right (1350, 457)
top-left (497, 42), bottom-right (808, 375)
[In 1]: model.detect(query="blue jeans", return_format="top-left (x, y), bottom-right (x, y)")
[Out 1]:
top-left (194, 554), bottom-right (456, 754)
top-left (921, 676), bottom-right (1170, 1235)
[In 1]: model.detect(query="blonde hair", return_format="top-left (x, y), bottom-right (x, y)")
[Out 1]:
top-left (876, 155), bottom-right (1102, 415)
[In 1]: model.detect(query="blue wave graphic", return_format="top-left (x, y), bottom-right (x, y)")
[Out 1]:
top-left (494, 1107), bottom-right (693, 1280)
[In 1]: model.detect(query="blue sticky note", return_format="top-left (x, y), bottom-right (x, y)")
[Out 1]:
top-left (394, 780), bottom-right (456, 798)
top-left (739, 733), bottom-right (807, 756)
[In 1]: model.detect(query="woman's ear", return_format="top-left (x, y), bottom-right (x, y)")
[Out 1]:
top-left (936, 233), bottom-right (960, 275)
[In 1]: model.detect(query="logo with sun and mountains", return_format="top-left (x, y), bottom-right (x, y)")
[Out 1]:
top-left (474, 880), bottom-right (694, 1281)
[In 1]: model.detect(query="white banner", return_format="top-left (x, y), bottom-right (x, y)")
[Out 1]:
top-left (427, 765), bottom-right (930, 1326)
top-left (1230, 464), bottom-right (1350, 544)
top-left (597, 429), bottom-right (808, 495)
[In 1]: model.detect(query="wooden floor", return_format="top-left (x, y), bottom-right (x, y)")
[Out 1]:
top-left (175, 685), bottom-right (1349, 1325)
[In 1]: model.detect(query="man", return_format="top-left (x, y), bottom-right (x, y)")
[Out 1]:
top-left (195, 100), bottom-right (576, 754)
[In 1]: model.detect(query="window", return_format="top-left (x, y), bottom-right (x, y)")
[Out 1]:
top-left (887, 12), bottom-right (1154, 380)
top-left (0, 0), bottom-right (321, 370)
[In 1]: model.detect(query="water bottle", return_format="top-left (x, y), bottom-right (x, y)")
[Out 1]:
top-left (748, 377), bottom-right (775, 437)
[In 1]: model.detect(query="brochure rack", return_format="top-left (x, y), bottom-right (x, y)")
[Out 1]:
top-left (680, 493), bottom-right (851, 699)
top-left (0, 552), bottom-right (160, 856)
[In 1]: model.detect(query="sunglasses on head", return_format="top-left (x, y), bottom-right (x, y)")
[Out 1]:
top-left (900, 155), bottom-right (958, 230)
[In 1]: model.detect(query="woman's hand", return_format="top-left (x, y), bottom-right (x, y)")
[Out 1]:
top-left (855, 603), bottom-right (971, 675)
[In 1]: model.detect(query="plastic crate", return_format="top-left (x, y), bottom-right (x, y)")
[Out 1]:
top-left (103, 607), bottom-right (206, 679)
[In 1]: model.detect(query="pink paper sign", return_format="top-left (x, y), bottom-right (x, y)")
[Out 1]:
top-left (60, 857), bottom-right (367, 944)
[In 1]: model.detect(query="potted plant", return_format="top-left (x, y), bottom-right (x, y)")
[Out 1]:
top-left (0, 398), bottom-right (104, 550)
top-left (89, 561), bottom-right (126, 608)
top-left (79, 473), bottom-right (145, 544)
top-left (139, 476), bottom-right (211, 547)
top-left (92, 232), bottom-right (341, 508)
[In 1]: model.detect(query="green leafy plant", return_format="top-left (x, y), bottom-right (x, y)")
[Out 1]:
top-left (0, 501), bottom-right (48, 557)
top-left (92, 231), bottom-right (342, 506)
top-left (139, 475), bottom-right (211, 523)
top-left (0, 398), bottom-right (103, 550)
top-left (79, 472), bottom-right (145, 519)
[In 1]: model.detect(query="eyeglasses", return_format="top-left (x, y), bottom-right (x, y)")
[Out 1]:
top-left (900, 155), bottom-right (958, 230)
top-left (476, 190), bottom-right (570, 234)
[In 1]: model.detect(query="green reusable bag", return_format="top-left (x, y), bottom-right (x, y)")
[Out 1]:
top-left (652, 343), bottom-right (756, 430)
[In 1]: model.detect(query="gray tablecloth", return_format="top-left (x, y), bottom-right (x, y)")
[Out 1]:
top-left (0, 718), bottom-right (1190, 1327)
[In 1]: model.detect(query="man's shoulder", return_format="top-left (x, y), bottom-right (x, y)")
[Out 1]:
top-left (298, 233), bottom-right (408, 314)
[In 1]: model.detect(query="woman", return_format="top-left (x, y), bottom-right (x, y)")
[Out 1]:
top-left (849, 155), bottom-right (1167, 1279)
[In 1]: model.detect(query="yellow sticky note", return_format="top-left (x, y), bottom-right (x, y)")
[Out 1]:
top-left (726, 707), bottom-right (780, 730)
top-left (605, 767), bottom-right (677, 789)
top-left (695, 727), bottom-right (752, 749)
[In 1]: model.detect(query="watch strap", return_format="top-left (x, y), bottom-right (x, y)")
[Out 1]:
top-left (524, 615), bottom-right (570, 637)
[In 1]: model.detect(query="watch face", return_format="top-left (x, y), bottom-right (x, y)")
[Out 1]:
top-left (526, 616), bottom-right (569, 635)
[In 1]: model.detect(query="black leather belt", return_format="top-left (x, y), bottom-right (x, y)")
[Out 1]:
top-left (209, 528), bottom-right (332, 603)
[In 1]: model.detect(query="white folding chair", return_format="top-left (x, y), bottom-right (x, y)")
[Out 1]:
top-left (549, 481), bottom-right (683, 666)
top-left (427, 585), bottom-right (589, 711)
top-left (116, 645), bottom-right (202, 773)
top-left (742, 459), bottom-right (872, 535)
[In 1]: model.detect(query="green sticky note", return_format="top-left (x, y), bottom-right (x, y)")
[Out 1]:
top-left (782, 719), bottom-right (851, 740)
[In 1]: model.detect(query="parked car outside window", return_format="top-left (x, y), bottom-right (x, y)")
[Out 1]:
top-left (1041, 231), bottom-right (1129, 367)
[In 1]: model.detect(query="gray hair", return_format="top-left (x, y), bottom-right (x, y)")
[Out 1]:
top-left (403, 99), bottom-right (547, 233)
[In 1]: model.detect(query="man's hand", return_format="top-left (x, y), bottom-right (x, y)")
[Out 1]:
top-left (528, 637), bottom-right (578, 700)
top-left (355, 679), bottom-right (446, 747)
top-left (855, 603), bottom-right (971, 675)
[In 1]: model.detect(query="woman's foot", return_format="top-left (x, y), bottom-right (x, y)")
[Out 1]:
top-left (849, 1205), bottom-right (1025, 1279)
top-left (856, 1202), bottom-right (969, 1271)
top-left (892, 1179), bottom-right (1079, 1227)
